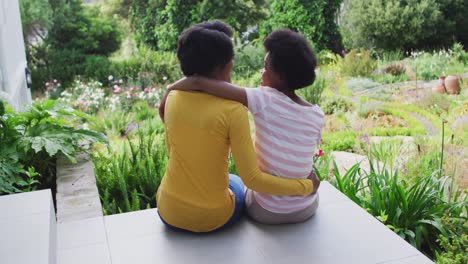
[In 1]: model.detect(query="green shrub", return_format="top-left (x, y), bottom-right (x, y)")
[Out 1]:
top-left (28, 1), bottom-right (122, 90)
top-left (321, 96), bottom-right (353, 115)
top-left (298, 74), bottom-right (328, 105)
top-left (132, 101), bottom-right (156, 122)
top-left (83, 56), bottom-right (112, 84)
top-left (232, 38), bottom-right (265, 80)
top-left (262, 0), bottom-right (343, 52)
top-left (94, 125), bottom-right (167, 215)
top-left (340, 49), bottom-right (377, 77)
top-left (110, 48), bottom-right (181, 85)
top-left (130, 0), bottom-right (266, 50)
top-left (340, 0), bottom-right (467, 50)
top-left (330, 161), bottom-right (468, 257)
top-left (0, 100), bottom-right (106, 195)
top-left (88, 108), bottom-right (135, 137)
top-left (436, 234), bottom-right (468, 264)
top-left (322, 131), bottom-right (357, 152)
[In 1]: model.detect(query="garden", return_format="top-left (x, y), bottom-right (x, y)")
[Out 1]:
top-left (1, 0), bottom-right (467, 263)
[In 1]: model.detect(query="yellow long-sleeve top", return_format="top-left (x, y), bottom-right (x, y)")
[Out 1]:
top-left (156, 91), bottom-right (313, 232)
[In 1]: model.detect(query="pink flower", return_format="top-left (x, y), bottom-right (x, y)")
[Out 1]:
top-left (341, 50), bottom-right (347, 56)
top-left (45, 82), bottom-right (50, 86)
top-left (53, 79), bottom-right (57, 83)
top-left (129, 87), bottom-right (134, 91)
top-left (144, 88), bottom-right (149, 93)
top-left (133, 93), bottom-right (138, 97)
top-left (317, 149), bottom-right (325, 157)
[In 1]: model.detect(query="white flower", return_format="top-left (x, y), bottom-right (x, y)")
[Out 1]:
top-left (163, 76), bottom-right (168, 81)
top-left (108, 75), bottom-right (114, 81)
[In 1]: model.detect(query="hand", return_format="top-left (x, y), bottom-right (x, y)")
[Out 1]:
top-left (308, 169), bottom-right (321, 194)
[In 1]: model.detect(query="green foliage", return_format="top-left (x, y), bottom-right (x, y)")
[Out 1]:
top-left (436, 234), bottom-right (468, 263)
top-left (131, 0), bottom-right (266, 50)
top-left (330, 161), bottom-right (467, 257)
top-left (132, 101), bottom-right (156, 122)
top-left (409, 50), bottom-right (466, 81)
top-left (19, 0), bottom-right (52, 44)
top-left (48, 2), bottom-right (121, 56)
top-left (232, 39), bottom-right (265, 79)
top-left (28, 1), bottom-right (122, 89)
top-left (364, 107), bottom-right (427, 136)
top-left (340, 49), bottom-right (377, 77)
top-left (340, 0), bottom-right (468, 51)
top-left (298, 74), bottom-right (327, 105)
top-left (88, 108), bottom-right (135, 137)
top-left (262, 0), bottom-right (343, 52)
top-left (101, 0), bottom-right (133, 18)
top-left (0, 100), bottom-right (106, 195)
top-left (321, 96), bottom-right (353, 115)
top-left (110, 47), bottom-right (181, 85)
top-left (322, 131), bottom-right (357, 152)
top-left (94, 124), bottom-right (167, 215)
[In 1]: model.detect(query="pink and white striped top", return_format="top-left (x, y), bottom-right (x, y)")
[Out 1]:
top-left (245, 86), bottom-right (325, 213)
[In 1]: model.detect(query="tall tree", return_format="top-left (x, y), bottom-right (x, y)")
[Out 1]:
top-left (131, 0), bottom-right (267, 51)
top-left (261, 0), bottom-right (343, 53)
top-left (340, 0), bottom-right (467, 51)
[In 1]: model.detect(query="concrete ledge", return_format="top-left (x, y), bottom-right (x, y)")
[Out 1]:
top-left (57, 182), bottom-right (433, 264)
top-left (0, 189), bottom-right (56, 264)
top-left (56, 154), bottom-right (103, 223)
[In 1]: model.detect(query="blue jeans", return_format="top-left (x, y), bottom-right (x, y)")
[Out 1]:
top-left (158, 174), bottom-right (245, 233)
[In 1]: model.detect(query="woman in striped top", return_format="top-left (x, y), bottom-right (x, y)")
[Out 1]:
top-left (166, 29), bottom-right (325, 224)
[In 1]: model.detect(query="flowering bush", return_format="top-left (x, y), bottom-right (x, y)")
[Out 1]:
top-left (58, 78), bottom-right (165, 114)
top-left (60, 80), bottom-right (106, 114)
top-left (44, 79), bottom-right (62, 99)
top-left (108, 78), bottom-right (164, 112)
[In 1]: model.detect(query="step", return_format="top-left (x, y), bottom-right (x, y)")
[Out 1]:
top-left (0, 189), bottom-right (56, 264)
top-left (56, 182), bottom-right (433, 264)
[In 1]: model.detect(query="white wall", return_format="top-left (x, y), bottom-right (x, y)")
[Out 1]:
top-left (0, 0), bottom-right (32, 111)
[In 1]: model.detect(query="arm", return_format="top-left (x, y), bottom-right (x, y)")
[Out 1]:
top-left (169, 76), bottom-right (248, 106)
top-left (229, 106), bottom-right (314, 196)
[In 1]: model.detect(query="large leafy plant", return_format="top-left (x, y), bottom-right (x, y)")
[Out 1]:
top-left (0, 100), bottom-right (106, 195)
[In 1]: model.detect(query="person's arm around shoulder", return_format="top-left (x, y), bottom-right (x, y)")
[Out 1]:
top-left (229, 105), bottom-right (315, 196)
top-left (169, 76), bottom-right (248, 106)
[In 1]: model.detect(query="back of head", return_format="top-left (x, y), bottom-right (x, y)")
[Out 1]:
top-left (177, 20), bottom-right (234, 77)
top-left (264, 29), bottom-right (317, 90)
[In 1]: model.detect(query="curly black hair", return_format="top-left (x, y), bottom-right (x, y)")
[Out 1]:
top-left (264, 29), bottom-right (317, 90)
top-left (177, 20), bottom-right (234, 77)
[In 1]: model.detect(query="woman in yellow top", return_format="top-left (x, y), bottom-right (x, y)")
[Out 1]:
top-left (157, 21), bottom-right (318, 233)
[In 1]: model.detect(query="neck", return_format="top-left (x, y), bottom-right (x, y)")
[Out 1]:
top-left (272, 83), bottom-right (296, 99)
top-left (204, 70), bottom-right (227, 82)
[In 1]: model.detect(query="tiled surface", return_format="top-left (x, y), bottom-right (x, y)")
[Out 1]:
top-left (101, 182), bottom-right (432, 264)
top-left (57, 243), bottom-right (111, 264)
top-left (0, 190), bottom-right (56, 264)
top-left (58, 217), bottom-right (107, 249)
top-left (0, 189), bottom-right (53, 220)
top-left (0, 213), bottom-right (52, 264)
top-left (54, 182), bottom-right (434, 264)
top-left (104, 208), bottom-right (164, 240)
